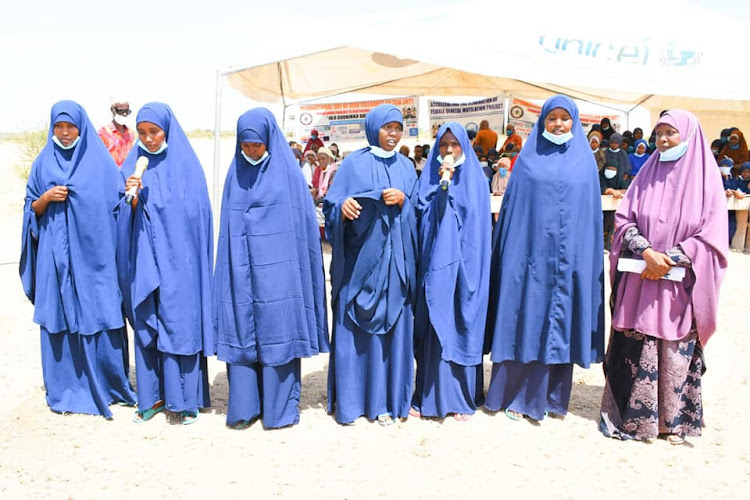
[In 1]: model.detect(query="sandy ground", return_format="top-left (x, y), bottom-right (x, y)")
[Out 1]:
top-left (1, 138), bottom-right (749, 499)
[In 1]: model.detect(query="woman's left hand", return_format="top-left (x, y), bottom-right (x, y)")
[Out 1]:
top-left (641, 248), bottom-right (673, 280)
top-left (382, 188), bottom-right (405, 208)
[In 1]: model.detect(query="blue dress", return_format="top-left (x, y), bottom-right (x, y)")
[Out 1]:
top-left (484, 95), bottom-right (605, 420)
top-left (117, 103), bottom-right (213, 416)
top-left (213, 108), bottom-right (329, 428)
top-left (412, 122), bottom-right (491, 417)
top-left (323, 105), bottom-right (419, 424)
top-left (20, 101), bottom-right (135, 418)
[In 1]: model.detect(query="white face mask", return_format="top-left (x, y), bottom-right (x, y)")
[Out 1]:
top-left (436, 154), bottom-right (466, 168)
top-left (542, 129), bottom-right (573, 145)
top-left (242, 150), bottom-right (269, 165)
top-left (591, 147), bottom-right (599, 153)
top-left (113, 114), bottom-right (129, 126)
top-left (658, 141), bottom-right (689, 162)
top-left (52, 135), bottom-right (80, 150)
top-left (604, 169), bottom-right (617, 179)
top-left (634, 151), bottom-right (645, 157)
top-left (479, 161), bottom-right (489, 168)
top-left (609, 147), bottom-right (621, 153)
top-left (137, 139), bottom-right (168, 155)
top-left (370, 145), bottom-right (396, 158)
top-left (719, 166), bottom-right (732, 176)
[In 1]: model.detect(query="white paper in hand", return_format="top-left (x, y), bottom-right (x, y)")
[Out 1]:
top-left (617, 258), bottom-right (686, 282)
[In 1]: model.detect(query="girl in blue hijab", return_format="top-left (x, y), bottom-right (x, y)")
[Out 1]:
top-left (485, 95), bottom-right (605, 422)
top-left (20, 100), bottom-right (135, 418)
top-left (213, 108), bottom-right (329, 429)
top-left (628, 139), bottom-right (650, 177)
top-left (411, 123), bottom-right (491, 421)
top-left (118, 103), bottom-right (213, 425)
top-left (323, 104), bottom-right (419, 425)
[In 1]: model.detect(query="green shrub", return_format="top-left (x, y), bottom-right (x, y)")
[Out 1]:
top-left (14, 127), bottom-right (48, 181)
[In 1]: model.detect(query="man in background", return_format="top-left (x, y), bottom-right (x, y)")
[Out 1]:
top-left (98, 97), bottom-right (134, 167)
top-left (473, 119), bottom-right (498, 156)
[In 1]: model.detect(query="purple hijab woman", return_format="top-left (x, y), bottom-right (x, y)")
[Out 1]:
top-left (600, 109), bottom-right (728, 444)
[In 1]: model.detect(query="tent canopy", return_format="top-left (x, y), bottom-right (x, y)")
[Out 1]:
top-left (222, 0), bottom-right (750, 116)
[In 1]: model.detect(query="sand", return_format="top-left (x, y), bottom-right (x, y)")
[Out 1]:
top-left (1, 138), bottom-right (748, 499)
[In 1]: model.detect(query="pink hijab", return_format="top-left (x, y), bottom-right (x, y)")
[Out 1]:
top-left (610, 109), bottom-right (728, 346)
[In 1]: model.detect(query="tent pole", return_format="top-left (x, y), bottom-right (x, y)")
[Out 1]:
top-left (212, 68), bottom-right (223, 251)
top-left (278, 62), bottom-right (288, 134)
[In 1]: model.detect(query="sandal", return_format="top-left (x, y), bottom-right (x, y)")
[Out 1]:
top-left (377, 413), bottom-right (395, 427)
top-left (453, 413), bottom-right (471, 422)
top-left (504, 408), bottom-right (523, 421)
top-left (667, 434), bottom-right (686, 445)
top-left (180, 411), bottom-right (199, 425)
top-left (409, 407), bottom-right (422, 419)
top-left (228, 419), bottom-right (251, 430)
top-left (132, 401), bottom-right (164, 423)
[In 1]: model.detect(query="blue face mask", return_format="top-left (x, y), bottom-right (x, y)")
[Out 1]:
top-left (241, 150), bottom-right (269, 165)
top-left (721, 137), bottom-right (728, 143)
top-left (52, 135), bottom-right (80, 150)
top-left (498, 167), bottom-right (508, 178)
top-left (506, 129), bottom-right (513, 136)
top-left (729, 143), bottom-right (740, 150)
top-left (658, 141), bottom-right (689, 162)
top-left (627, 146), bottom-right (634, 153)
top-left (649, 142), bottom-right (656, 149)
top-left (370, 146), bottom-right (396, 158)
top-left (311, 134), bottom-right (318, 140)
top-left (137, 139), bottom-right (168, 155)
top-left (542, 129), bottom-right (573, 145)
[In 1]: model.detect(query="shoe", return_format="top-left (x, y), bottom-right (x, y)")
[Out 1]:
top-left (409, 407), bottom-right (422, 419)
top-left (180, 411), bottom-right (199, 425)
top-left (132, 401), bottom-right (164, 423)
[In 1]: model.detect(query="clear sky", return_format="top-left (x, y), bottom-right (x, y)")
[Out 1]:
top-left (1, 0), bottom-right (747, 133)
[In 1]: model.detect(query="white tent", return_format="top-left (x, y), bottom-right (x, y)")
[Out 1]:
top-left (211, 0), bottom-right (750, 207)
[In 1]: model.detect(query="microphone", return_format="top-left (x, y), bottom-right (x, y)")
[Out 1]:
top-left (124, 156), bottom-right (149, 204)
top-left (440, 153), bottom-right (455, 190)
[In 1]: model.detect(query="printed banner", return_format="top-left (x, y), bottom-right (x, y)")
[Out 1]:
top-left (297, 97), bottom-right (419, 143)
top-left (428, 95), bottom-right (505, 138)
top-left (508, 96), bottom-right (623, 139)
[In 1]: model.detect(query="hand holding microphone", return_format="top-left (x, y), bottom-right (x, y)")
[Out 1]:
top-left (440, 153), bottom-right (455, 191)
top-left (124, 156), bottom-right (149, 204)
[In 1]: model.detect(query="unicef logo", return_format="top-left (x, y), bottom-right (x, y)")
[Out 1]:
top-left (510, 106), bottom-right (524, 119)
top-left (300, 113), bottom-right (313, 126)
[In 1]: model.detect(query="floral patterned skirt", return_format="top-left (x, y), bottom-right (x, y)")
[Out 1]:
top-left (599, 328), bottom-right (705, 441)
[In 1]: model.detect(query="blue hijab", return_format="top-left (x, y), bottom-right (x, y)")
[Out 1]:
top-left (213, 108), bottom-right (329, 366)
top-left (628, 139), bottom-right (650, 176)
top-left (485, 95), bottom-right (604, 367)
top-left (118, 103), bottom-right (213, 355)
top-left (416, 123), bottom-right (491, 366)
top-left (323, 104), bottom-right (418, 334)
top-left (20, 101), bottom-right (124, 335)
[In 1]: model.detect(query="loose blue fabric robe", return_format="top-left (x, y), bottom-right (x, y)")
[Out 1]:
top-left (214, 108), bottom-right (329, 367)
top-left (20, 100), bottom-right (134, 417)
top-left (485, 95), bottom-right (605, 368)
top-left (411, 123), bottom-right (491, 417)
top-left (323, 104), bottom-right (419, 423)
top-left (118, 103), bottom-right (214, 357)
